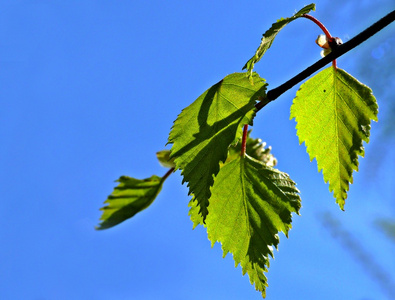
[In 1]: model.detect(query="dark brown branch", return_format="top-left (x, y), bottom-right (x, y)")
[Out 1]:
top-left (255, 9), bottom-right (395, 112)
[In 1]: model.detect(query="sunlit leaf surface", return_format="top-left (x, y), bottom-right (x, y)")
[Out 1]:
top-left (291, 67), bottom-right (378, 209)
top-left (191, 154), bottom-right (301, 297)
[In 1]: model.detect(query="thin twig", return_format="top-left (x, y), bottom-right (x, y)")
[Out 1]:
top-left (255, 9), bottom-right (395, 112)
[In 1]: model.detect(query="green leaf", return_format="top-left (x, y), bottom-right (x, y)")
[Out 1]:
top-left (168, 72), bottom-right (267, 221)
top-left (243, 3), bottom-right (315, 75)
top-left (290, 67), bottom-right (378, 209)
top-left (188, 198), bottom-right (204, 229)
top-left (97, 175), bottom-right (165, 230)
top-left (189, 132), bottom-right (278, 229)
top-left (200, 155), bottom-right (301, 297)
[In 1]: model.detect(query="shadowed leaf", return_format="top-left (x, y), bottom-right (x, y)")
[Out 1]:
top-left (97, 175), bottom-right (165, 230)
top-left (168, 72), bottom-right (267, 221)
top-left (243, 3), bottom-right (315, 75)
top-left (189, 132), bottom-right (277, 229)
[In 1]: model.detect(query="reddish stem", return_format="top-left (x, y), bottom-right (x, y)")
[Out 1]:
top-left (241, 124), bottom-right (248, 157)
top-left (163, 167), bottom-right (175, 181)
top-left (303, 14), bottom-right (337, 68)
top-left (332, 58), bottom-right (337, 69)
top-left (257, 9), bottom-right (395, 108)
top-left (303, 14), bottom-right (332, 38)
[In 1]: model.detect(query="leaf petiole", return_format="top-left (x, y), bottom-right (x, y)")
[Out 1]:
top-left (257, 9), bottom-right (395, 111)
top-left (303, 14), bottom-right (332, 39)
top-left (241, 125), bottom-right (249, 157)
top-left (163, 167), bottom-right (175, 181)
top-left (303, 14), bottom-right (338, 68)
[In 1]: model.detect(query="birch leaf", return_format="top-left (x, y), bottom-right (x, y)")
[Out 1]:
top-left (168, 72), bottom-right (267, 221)
top-left (290, 67), bottom-right (378, 209)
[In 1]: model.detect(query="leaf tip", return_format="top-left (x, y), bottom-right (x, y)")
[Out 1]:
top-left (336, 198), bottom-right (346, 211)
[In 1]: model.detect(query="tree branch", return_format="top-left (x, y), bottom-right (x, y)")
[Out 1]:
top-left (255, 9), bottom-right (395, 112)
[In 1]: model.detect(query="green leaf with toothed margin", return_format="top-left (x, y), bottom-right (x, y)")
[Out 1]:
top-left (243, 3), bottom-right (315, 75)
top-left (191, 154), bottom-right (301, 298)
top-left (290, 67), bottom-right (378, 209)
top-left (96, 175), bottom-right (166, 230)
top-left (168, 72), bottom-right (267, 222)
top-left (188, 132), bottom-right (278, 229)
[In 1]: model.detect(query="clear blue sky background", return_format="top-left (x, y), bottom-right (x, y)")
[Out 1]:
top-left (1, 1), bottom-right (394, 299)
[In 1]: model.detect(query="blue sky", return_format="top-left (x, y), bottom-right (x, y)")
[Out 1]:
top-left (1, 1), bottom-right (394, 299)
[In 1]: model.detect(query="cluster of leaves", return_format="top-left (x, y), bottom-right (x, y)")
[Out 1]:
top-left (97, 3), bottom-right (379, 298)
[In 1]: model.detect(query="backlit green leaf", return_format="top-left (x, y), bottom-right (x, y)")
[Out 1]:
top-left (243, 3), bottom-right (315, 75)
top-left (96, 175), bottom-right (165, 230)
top-left (168, 72), bottom-right (267, 221)
top-left (290, 67), bottom-right (378, 209)
top-left (188, 198), bottom-right (204, 229)
top-left (197, 155), bottom-right (301, 297)
top-left (189, 132), bottom-right (278, 229)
